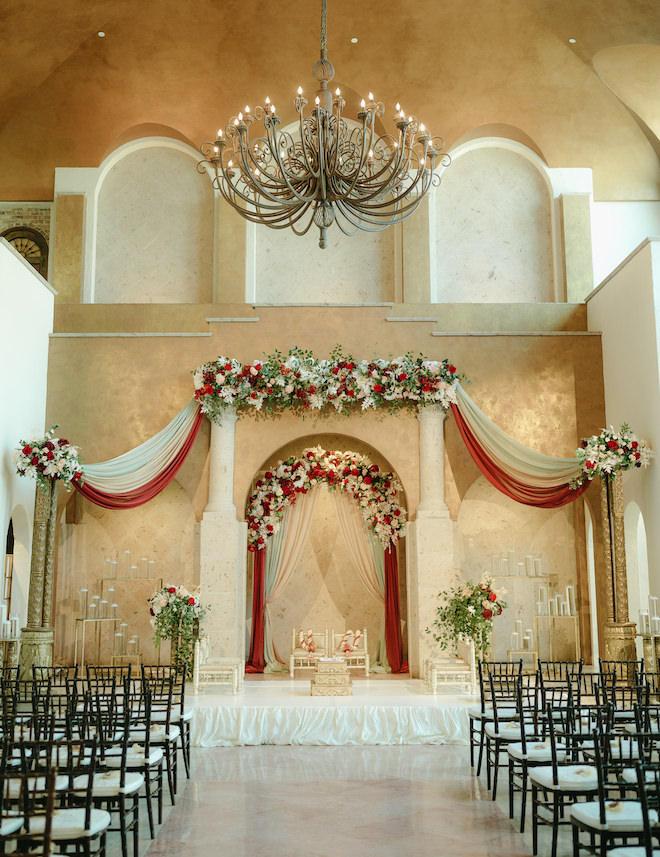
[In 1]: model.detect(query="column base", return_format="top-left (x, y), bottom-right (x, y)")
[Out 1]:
top-left (602, 622), bottom-right (637, 663)
top-left (19, 627), bottom-right (53, 674)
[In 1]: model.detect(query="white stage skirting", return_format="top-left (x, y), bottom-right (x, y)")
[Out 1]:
top-left (188, 679), bottom-right (472, 747)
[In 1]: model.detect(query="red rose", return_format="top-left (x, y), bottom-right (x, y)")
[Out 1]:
top-left (332, 367), bottom-right (339, 375)
top-left (225, 362), bottom-right (232, 371)
top-left (248, 544), bottom-right (256, 552)
top-left (347, 390), bottom-right (354, 397)
top-left (635, 452), bottom-right (641, 460)
top-left (32, 456), bottom-right (39, 465)
top-left (632, 441), bottom-right (639, 449)
top-left (45, 441), bottom-right (55, 451)
top-left (374, 384), bottom-right (382, 393)
top-left (188, 597), bottom-right (195, 605)
top-left (482, 608), bottom-right (493, 619)
top-left (607, 440), bottom-right (618, 450)
top-left (394, 509), bottom-right (400, 517)
top-left (398, 373), bottom-right (407, 381)
top-left (586, 461), bottom-right (595, 470)
top-left (370, 465), bottom-right (379, 473)
top-left (448, 365), bottom-right (456, 374)
top-left (59, 439), bottom-right (68, 447)
top-left (46, 451), bottom-right (54, 460)
top-left (488, 592), bottom-right (497, 602)
top-left (168, 587), bottom-right (176, 594)
top-left (363, 476), bottom-right (372, 485)
top-left (250, 392), bottom-right (258, 399)
top-left (22, 445), bottom-right (32, 454)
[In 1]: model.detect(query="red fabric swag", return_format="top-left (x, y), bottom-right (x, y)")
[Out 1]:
top-left (384, 546), bottom-right (406, 674)
top-left (246, 548), bottom-right (266, 673)
top-left (73, 406), bottom-right (204, 510)
top-left (451, 403), bottom-right (590, 508)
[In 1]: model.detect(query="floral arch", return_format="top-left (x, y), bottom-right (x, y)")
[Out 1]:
top-left (245, 446), bottom-right (408, 674)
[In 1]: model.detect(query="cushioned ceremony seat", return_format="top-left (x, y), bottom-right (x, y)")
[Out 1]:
top-left (330, 629), bottom-right (369, 676)
top-left (289, 629), bottom-right (329, 676)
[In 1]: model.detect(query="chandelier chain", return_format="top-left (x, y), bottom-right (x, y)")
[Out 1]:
top-left (320, 0), bottom-right (327, 51)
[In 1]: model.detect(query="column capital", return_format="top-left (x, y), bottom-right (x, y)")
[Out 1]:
top-left (417, 404), bottom-right (449, 422)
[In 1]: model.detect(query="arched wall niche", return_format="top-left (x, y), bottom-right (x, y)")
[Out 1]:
top-left (93, 137), bottom-right (214, 304)
top-left (624, 500), bottom-right (650, 658)
top-left (455, 474), bottom-right (584, 661)
top-left (53, 480), bottom-right (196, 666)
top-left (434, 138), bottom-right (556, 303)
top-left (244, 431), bottom-right (408, 667)
top-left (7, 505), bottom-right (30, 630)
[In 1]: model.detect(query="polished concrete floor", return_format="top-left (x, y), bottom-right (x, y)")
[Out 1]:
top-left (108, 744), bottom-right (578, 857)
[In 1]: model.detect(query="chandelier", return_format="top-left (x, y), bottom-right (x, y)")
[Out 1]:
top-left (198, 0), bottom-right (450, 249)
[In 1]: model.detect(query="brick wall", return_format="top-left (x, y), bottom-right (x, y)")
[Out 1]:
top-left (0, 204), bottom-right (52, 240)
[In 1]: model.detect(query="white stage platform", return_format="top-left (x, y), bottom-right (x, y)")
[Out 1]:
top-left (187, 679), bottom-right (473, 747)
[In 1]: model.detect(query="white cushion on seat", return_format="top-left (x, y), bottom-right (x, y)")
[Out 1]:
top-left (105, 746), bottom-right (163, 768)
top-left (468, 706), bottom-right (517, 721)
top-left (484, 721), bottom-right (535, 740)
top-left (530, 764), bottom-right (598, 791)
top-left (0, 815), bottom-right (24, 836)
top-left (507, 740), bottom-right (566, 762)
top-left (569, 800), bottom-right (656, 832)
top-left (74, 771), bottom-right (144, 796)
top-left (27, 807), bottom-right (111, 839)
top-left (128, 724), bottom-right (181, 743)
top-left (608, 848), bottom-right (660, 857)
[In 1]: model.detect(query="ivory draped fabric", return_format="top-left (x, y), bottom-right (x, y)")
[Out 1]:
top-left (332, 492), bottom-right (383, 602)
top-left (73, 400), bottom-right (203, 509)
top-left (452, 384), bottom-right (591, 508)
top-left (247, 490), bottom-right (320, 672)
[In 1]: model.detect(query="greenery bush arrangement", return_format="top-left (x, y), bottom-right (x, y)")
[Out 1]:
top-left (428, 578), bottom-right (507, 658)
top-left (148, 585), bottom-right (207, 677)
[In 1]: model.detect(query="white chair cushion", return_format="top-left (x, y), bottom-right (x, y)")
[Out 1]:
top-left (0, 815), bottom-right (24, 836)
top-left (28, 807), bottom-right (111, 839)
top-left (608, 848), bottom-right (660, 857)
top-left (105, 745), bottom-right (164, 768)
top-left (507, 740), bottom-right (566, 762)
top-left (468, 706), bottom-right (517, 721)
top-left (530, 764), bottom-right (598, 791)
top-left (4, 775), bottom-right (68, 799)
top-left (484, 721), bottom-right (535, 740)
top-left (74, 771), bottom-right (144, 797)
top-left (569, 800), bottom-right (657, 832)
top-left (128, 724), bottom-right (181, 743)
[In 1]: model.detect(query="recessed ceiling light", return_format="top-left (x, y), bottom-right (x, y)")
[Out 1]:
top-left (350, 37), bottom-right (358, 43)
top-left (568, 37), bottom-right (576, 44)
top-left (97, 31), bottom-right (106, 38)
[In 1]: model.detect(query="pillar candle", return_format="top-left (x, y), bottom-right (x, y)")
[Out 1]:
top-left (123, 550), bottom-right (132, 577)
top-left (566, 585), bottom-right (575, 616)
top-left (79, 588), bottom-right (88, 619)
top-left (652, 617), bottom-right (660, 636)
top-left (507, 549), bottom-right (516, 571)
top-left (491, 554), bottom-right (500, 576)
top-left (0, 604), bottom-right (7, 628)
top-left (114, 633), bottom-right (123, 656)
top-left (525, 555), bottom-right (534, 576)
top-left (104, 558), bottom-right (113, 577)
top-left (526, 629), bottom-right (534, 648)
top-left (140, 557), bottom-right (148, 578)
top-left (130, 565), bottom-right (138, 579)
top-left (99, 600), bottom-right (108, 619)
top-left (523, 635), bottom-right (530, 651)
top-left (639, 610), bottom-right (651, 634)
top-left (511, 632), bottom-right (519, 650)
top-left (516, 619), bottom-right (523, 640)
top-left (9, 616), bottom-right (18, 638)
top-left (111, 560), bottom-right (118, 578)
top-left (534, 557), bottom-right (543, 576)
top-left (536, 601), bottom-right (544, 615)
top-left (517, 562), bottom-right (525, 577)
top-left (148, 560), bottom-right (157, 578)
top-left (649, 596), bottom-right (659, 619)
top-left (111, 603), bottom-right (118, 619)
top-left (501, 558), bottom-right (509, 575)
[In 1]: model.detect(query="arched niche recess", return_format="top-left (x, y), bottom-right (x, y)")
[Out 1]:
top-left (53, 480), bottom-right (196, 666)
top-left (434, 139), bottom-right (555, 303)
top-left (456, 475), bottom-right (583, 660)
top-left (624, 500), bottom-right (650, 657)
top-left (94, 139), bottom-right (214, 303)
top-left (245, 432), bottom-right (408, 666)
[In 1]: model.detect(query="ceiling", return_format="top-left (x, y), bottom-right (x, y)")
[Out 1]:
top-left (2, 0), bottom-right (660, 200)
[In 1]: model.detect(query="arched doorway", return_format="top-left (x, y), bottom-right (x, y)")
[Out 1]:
top-left (624, 501), bottom-right (650, 658)
top-left (244, 433), bottom-right (408, 674)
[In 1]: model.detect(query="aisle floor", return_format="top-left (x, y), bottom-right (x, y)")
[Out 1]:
top-left (124, 745), bottom-right (577, 857)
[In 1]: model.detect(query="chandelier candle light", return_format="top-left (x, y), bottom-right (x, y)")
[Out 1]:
top-left (199, 0), bottom-right (450, 248)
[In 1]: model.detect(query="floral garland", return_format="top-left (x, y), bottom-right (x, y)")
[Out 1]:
top-left (246, 446), bottom-right (406, 551)
top-left (13, 425), bottom-right (83, 492)
top-left (428, 578), bottom-right (507, 656)
top-left (148, 585), bottom-right (207, 676)
top-left (572, 424), bottom-right (654, 488)
top-left (193, 346), bottom-right (461, 423)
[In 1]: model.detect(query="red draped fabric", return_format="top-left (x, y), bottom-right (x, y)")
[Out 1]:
top-left (451, 403), bottom-right (590, 508)
top-left (246, 548), bottom-right (267, 673)
top-left (384, 546), bottom-right (407, 674)
top-left (72, 407), bottom-right (204, 509)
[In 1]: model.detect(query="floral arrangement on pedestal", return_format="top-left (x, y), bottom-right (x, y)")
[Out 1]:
top-left (148, 585), bottom-right (207, 677)
top-left (193, 346), bottom-right (462, 422)
top-left (572, 424), bottom-right (654, 488)
top-left (246, 446), bottom-right (406, 550)
top-left (428, 578), bottom-right (507, 658)
top-left (13, 425), bottom-right (83, 491)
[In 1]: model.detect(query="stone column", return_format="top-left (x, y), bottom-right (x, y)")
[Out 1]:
top-left (601, 474), bottom-right (636, 663)
top-left (20, 481), bottom-right (57, 674)
top-left (196, 410), bottom-right (247, 661)
top-left (406, 405), bottom-right (454, 677)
